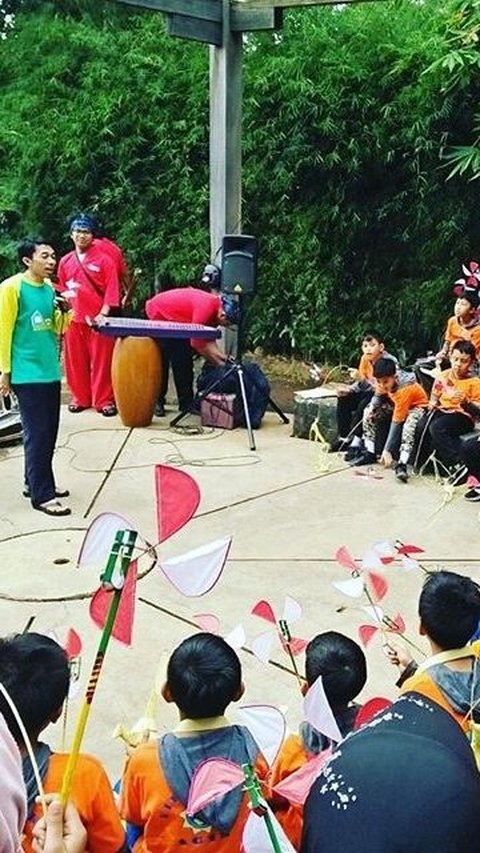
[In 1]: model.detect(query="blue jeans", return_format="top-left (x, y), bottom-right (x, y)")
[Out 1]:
top-left (13, 382), bottom-right (61, 505)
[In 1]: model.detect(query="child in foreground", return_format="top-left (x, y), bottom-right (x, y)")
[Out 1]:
top-left (0, 632), bottom-right (126, 853)
top-left (387, 570), bottom-right (480, 732)
top-left (120, 633), bottom-right (268, 852)
top-left (270, 632), bottom-right (367, 848)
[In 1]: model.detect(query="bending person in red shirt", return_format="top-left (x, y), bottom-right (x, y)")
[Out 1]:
top-left (57, 214), bottom-right (121, 416)
top-left (145, 287), bottom-right (239, 415)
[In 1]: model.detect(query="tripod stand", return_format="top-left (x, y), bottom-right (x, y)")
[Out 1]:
top-left (169, 296), bottom-right (289, 451)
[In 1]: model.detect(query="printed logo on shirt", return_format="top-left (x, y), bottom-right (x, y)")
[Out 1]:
top-left (31, 310), bottom-right (52, 332)
top-left (181, 810), bottom-right (212, 835)
top-left (87, 263), bottom-right (101, 272)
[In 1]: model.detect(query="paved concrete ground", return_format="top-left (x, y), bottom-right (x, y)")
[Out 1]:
top-left (1, 405), bottom-right (479, 781)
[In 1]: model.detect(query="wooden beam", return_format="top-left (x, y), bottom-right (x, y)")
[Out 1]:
top-left (231, 6), bottom-right (283, 30)
top-left (233, 0), bottom-right (389, 8)
top-left (113, 0), bottom-right (221, 21)
top-left (210, 0), bottom-right (243, 257)
top-left (166, 15), bottom-right (222, 44)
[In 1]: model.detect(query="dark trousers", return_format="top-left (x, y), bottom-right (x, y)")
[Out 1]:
top-left (158, 339), bottom-right (194, 412)
top-left (428, 410), bottom-right (474, 467)
top-left (461, 435), bottom-right (480, 477)
top-left (336, 388), bottom-right (374, 438)
top-left (13, 382), bottom-right (61, 505)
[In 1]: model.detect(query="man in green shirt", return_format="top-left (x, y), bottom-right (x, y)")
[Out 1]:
top-left (0, 237), bottom-right (72, 515)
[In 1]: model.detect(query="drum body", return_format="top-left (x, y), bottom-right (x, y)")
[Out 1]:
top-left (112, 336), bottom-right (162, 427)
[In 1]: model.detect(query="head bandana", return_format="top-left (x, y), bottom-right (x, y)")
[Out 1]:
top-left (220, 294), bottom-right (240, 325)
top-left (70, 213), bottom-right (96, 234)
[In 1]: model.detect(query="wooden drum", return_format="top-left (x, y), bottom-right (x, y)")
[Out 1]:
top-left (112, 336), bottom-right (163, 427)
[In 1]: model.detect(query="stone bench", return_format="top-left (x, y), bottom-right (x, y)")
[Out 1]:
top-left (292, 384), bottom-right (340, 442)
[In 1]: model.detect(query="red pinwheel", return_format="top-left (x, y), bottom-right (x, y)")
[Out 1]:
top-left (453, 261), bottom-right (480, 296)
top-left (358, 612), bottom-right (406, 648)
top-left (332, 546), bottom-right (389, 604)
top-left (250, 596), bottom-right (307, 678)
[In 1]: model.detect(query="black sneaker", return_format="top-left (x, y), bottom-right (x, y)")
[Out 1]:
top-left (447, 464), bottom-right (469, 487)
top-left (345, 445), bottom-right (362, 461)
top-left (465, 488), bottom-right (480, 502)
top-left (329, 438), bottom-right (350, 453)
top-left (352, 451), bottom-right (377, 467)
top-left (154, 402), bottom-right (166, 418)
top-left (395, 463), bottom-right (408, 483)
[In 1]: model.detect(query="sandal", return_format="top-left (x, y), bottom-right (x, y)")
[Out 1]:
top-left (99, 404), bottom-right (117, 417)
top-left (23, 487), bottom-right (70, 499)
top-left (68, 403), bottom-right (88, 413)
top-left (32, 499), bottom-right (71, 517)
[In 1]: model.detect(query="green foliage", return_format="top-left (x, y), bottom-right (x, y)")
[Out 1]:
top-left (0, 1), bottom-right (210, 301)
top-left (1, 0), bottom-right (480, 361)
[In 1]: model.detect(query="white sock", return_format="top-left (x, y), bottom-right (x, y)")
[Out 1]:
top-left (364, 439), bottom-right (375, 454)
top-left (351, 436), bottom-right (361, 448)
top-left (399, 450), bottom-right (410, 464)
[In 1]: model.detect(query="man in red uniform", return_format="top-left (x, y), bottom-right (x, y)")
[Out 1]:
top-left (57, 214), bottom-right (120, 416)
top-left (145, 287), bottom-right (239, 415)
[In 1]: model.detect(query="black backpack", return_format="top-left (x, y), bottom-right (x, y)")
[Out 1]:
top-left (197, 361), bottom-right (270, 429)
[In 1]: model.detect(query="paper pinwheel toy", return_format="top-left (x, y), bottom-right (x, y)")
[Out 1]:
top-left (47, 627), bottom-right (83, 749)
top-left (332, 546), bottom-right (389, 606)
top-left (357, 610), bottom-right (406, 648)
top-left (454, 261), bottom-right (480, 296)
top-left (270, 677), bottom-right (343, 807)
top-left (61, 465), bottom-right (232, 803)
top-left (250, 597), bottom-right (307, 686)
top-left (235, 704), bottom-right (287, 768)
top-left (194, 614), bottom-right (246, 651)
top-left (372, 540), bottom-right (428, 575)
top-left (187, 759), bottom-right (295, 853)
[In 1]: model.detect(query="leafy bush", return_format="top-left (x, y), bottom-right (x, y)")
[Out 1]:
top-left (1, 0), bottom-right (479, 362)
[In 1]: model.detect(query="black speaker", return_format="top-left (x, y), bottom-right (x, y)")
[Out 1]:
top-left (221, 234), bottom-right (258, 295)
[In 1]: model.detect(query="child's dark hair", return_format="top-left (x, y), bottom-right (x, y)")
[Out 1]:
top-left (167, 633), bottom-right (242, 718)
top-left (305, 631), bottom-right (367, 707)
top-left (362, 331), bottom-right (384, 344)
top-left (17, 236), bottom-right (51, 265)
top-left (458, 288), bottom-right (480, 310)
top-left (451, 339), bottom-right (477, 360)
top-left (419, 571), bottom-right (480, 649)
top-left (373, 357), bottom-right (397, 379)
top-left (0, 633), bottom-right (70, 744)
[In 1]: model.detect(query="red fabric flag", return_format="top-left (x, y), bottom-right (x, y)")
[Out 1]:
top-left (155, 465), bottom-right (201, 543)
top-left (89, 560), bottom-right (138, 645)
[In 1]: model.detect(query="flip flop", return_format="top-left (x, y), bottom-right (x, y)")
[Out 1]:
top-left (68, 403), bottom-right (88, 413)
top-left (99, 404), bottom-right (117, 417)
top-left (23, 487), bottom-right (70, 499)
top-left (33, 499), bottom-right (71, 517)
